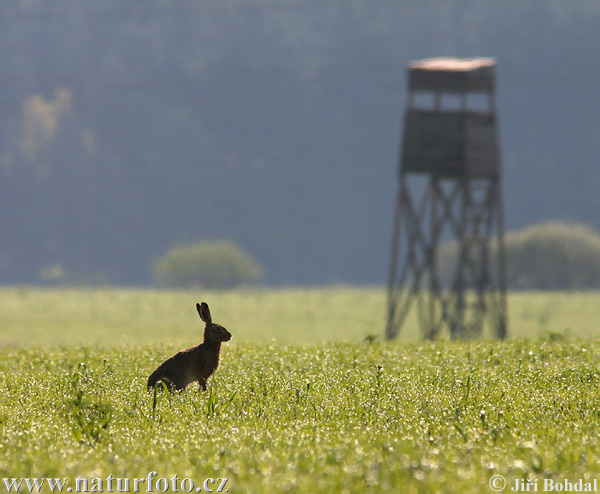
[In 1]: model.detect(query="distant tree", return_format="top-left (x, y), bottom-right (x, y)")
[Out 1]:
top-left (152, 240), bottom-right (263, 289)
top-left (39, 263), bottom-right (67, 285)
top-left (438, 221), bottom-right (600, 290)
top-left (505, 221), bottom-right (600, 290)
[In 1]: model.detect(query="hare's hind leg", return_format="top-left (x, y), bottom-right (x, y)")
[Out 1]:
top-left (198, 378), bottom-right (207, 391)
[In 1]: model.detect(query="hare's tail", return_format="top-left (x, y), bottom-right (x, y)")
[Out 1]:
top-left (147, 367), bottom-right (170, 390)
top-left (147, 370), bottom-right (160, 390)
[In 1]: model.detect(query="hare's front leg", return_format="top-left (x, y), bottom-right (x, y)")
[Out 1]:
top-left (198, 378), bottom-right (207, 391)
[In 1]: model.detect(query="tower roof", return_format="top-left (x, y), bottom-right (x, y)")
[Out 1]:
top-left (407, 57), bottom-right (496, 93)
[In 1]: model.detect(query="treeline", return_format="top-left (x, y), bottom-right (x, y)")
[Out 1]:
top-left (0, 1), bottom-right (599, 285)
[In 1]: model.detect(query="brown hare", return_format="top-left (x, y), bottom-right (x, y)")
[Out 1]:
top-left (147, 302), bottom-right (231, 392)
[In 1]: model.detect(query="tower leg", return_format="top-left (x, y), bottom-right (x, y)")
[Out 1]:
top-left (387, 176), bottom-right (508, 340)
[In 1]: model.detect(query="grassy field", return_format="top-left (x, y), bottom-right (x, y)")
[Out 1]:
top-left (1, 287), bottom-right (600, 346)
top-left (1, 287), bottom-right (600, 493)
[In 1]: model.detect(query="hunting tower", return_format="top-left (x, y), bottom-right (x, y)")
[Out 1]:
top-left (386, 57), bottom-right (507, 340)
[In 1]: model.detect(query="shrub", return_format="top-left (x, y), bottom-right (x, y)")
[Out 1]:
top-left (153, 239), bottom-right (263, 289)
top-left (438, 221), bottom-right (600, 290)
top-left (506, 221), bottom-right (600, 290)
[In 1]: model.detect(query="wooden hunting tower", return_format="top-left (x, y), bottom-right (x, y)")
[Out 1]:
top-left (386, 57), bottom-right (507, 340)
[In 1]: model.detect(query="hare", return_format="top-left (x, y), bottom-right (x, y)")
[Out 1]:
top-left (147, 302), bottom-right (232, 392)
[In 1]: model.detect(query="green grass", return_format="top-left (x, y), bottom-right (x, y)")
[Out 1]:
top-left (1, 287), bottom-right (600, 347)
top-left (2, 341), bottom-right (600, 492)
top-left (1, 288), bottom-right (600, 492)
top-left (0, 287), bottom-right (392, 347)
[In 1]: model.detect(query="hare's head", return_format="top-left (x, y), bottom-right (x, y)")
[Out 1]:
top-left (197, 302), bottom-right (232, 343)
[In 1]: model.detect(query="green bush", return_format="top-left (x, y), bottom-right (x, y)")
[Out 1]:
top-left (506, 221), bottom-right (600, 290)
top-left (438, 221), bottom-right (600, 290)
top-left (153, 239), bottom-right (263, 289)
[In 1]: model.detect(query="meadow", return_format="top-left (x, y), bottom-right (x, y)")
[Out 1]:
top-left (1, 287), bottom-right (599, 347)
top-left (1, 287), bottom-right (600, 493)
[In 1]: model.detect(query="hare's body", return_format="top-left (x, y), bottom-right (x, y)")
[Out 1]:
top-left (147, 302), bottom-right (231, 391)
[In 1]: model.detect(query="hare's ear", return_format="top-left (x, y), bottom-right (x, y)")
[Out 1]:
top-left (197, 302), bottom-right (212, 324)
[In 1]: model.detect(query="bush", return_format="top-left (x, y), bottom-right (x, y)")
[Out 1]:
top-left (153, 239), bottom-right (263, 289)
top-left (438, 221), bottom-right (600, 291)
top-left (506, 221), bottom-right (600, 290)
